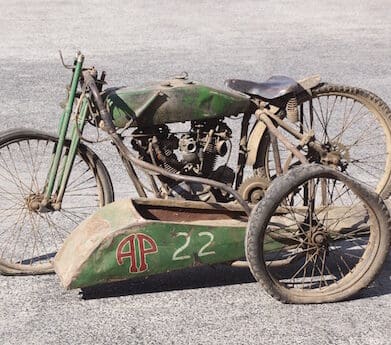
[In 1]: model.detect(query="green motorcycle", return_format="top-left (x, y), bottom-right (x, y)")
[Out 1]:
top-left (0, 52), bottom-right (390, 303)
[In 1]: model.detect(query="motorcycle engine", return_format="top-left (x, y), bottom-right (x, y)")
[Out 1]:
top-left (131, 119), bottom-right (234, 201)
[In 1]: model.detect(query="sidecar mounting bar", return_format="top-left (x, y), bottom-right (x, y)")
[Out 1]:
top-left (83, 71), bottom-right (252, 216)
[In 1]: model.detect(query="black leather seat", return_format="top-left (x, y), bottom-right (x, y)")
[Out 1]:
top-left (225, 75), bottom-right (301, 100)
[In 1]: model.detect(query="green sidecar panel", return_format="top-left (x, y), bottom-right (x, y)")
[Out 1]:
top-left (54, 199), bottom-right (250, 289)
top-left (104, 78), bottom-right (251, 128)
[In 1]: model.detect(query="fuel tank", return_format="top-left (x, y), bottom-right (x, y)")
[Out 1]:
top-left (104, 78), bottom-right (251, 128)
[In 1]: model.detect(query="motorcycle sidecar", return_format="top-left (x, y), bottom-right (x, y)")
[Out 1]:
top-left (54, 198), bottom-right (250, 290)
top-left (54, 165), bottom-right (391, 304)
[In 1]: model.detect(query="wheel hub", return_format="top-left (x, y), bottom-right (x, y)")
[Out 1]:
top-left (313, 232), bottom-right (326, 245)
top-left (308, 227), bottom-right (328, 248)
top-left (25, 193), bottom-right (58, 212)
top-left (321, 141), bottom-right (350, 170)
top-left (25, 193), bottom-right (44, 212)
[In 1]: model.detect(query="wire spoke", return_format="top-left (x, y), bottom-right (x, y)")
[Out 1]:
top-left (0, 136), bottom-right (102, 269)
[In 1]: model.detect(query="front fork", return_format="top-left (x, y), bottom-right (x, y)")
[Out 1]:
top-left (41, 53), bottom-right (88, 210)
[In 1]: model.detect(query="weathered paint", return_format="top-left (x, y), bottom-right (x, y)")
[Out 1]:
top-left (55, 98), bottom-right (90, 201)
top-left (54, 196), bottom-right (368, 290)
top-left (54, 199), bottom-right (250, 289)
top-left (44, 53), bottom-right (85, 200)
top-left (104, 78), bottom-right (251, 128)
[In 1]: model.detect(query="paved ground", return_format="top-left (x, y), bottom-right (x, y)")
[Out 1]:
top-left (0, 1), bottom-right (390, 344)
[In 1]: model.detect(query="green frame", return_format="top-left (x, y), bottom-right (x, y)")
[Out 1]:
top-left (42, 53), bottom-right (87, 208)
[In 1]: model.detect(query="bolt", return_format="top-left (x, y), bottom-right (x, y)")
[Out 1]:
top-left (314, 233), bottom-right (325, 244)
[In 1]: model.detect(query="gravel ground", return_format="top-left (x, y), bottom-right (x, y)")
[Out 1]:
top-left (0, 1), bottom-right (390, 344)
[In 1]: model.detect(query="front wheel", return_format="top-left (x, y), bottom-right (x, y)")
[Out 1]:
top-left (0, 128), bottom-right (114, 274)
top-left (246, 164), bottom-right (390, 304)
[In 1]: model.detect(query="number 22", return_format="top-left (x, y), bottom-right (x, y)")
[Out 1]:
top-left (172, 232), bottom-right (215, 261)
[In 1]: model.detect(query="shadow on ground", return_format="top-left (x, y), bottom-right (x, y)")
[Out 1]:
top-left (80, 264), bottom-right (255, 300)
top-left (80, 253), bottom-right (391, 301)
top-left (357, 253), bottom-right (391, 300)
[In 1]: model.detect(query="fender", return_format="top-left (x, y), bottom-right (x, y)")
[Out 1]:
top-left (246, 120), bottom-right (268, 166)
top-left (297, 74), bottom-right (321, 96)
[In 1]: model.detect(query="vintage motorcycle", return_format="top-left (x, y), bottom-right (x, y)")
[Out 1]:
top-left (0, 52), bottom-right (390, 303)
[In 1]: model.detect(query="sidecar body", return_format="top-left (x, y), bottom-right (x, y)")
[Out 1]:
top-left (54, 195), bottom-right (370, 290)
top-left (54, 198), bottom-right (251, 289)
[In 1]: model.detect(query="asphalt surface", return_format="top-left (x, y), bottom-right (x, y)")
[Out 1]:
top-left (0, 1), bottom-right (391, 344)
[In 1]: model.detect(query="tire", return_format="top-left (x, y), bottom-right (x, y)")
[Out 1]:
top-left (258, 84), bottom-right (391, 198)
top-left (0, 128), bottom-right (114, 275)
top-left (246, 164), bottom-right (391, 304)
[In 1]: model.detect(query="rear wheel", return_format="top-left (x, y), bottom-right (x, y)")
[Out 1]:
top-left (246, 164), bottom-right (390, 304)
top-left (260, 84), bottom-right (391, 198)
top-left (0, 128), bottom-right (114, 274)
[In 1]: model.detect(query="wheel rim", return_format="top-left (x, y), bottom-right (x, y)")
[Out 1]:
top-left (264, 91), bottom-right (391, 195)
top-left (262, 173), bottom-right (379, 298)
top-left (0, 136), bottom-right (102, 270)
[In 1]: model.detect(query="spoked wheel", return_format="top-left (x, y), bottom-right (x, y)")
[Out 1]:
top-left (260, 84), bottom-right (391, 198)
top-left (0, 129), bottom-right (113, 275)
top-left (246, 164), bottom-right (390, 304)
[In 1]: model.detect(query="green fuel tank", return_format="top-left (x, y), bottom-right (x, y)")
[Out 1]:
top-left (104, 78), bottom-right (251, 128)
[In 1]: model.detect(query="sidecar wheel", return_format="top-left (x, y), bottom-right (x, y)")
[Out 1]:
top-left (0, 128), bottom-right (114, 275)
top-left (246, 164), bottom-right (390, 304)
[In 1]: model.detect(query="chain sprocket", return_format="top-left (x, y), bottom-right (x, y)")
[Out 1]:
top-left (238, 171), bottom-right (270, 204)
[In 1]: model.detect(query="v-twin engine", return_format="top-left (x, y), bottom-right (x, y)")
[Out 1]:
top-left (131, 119), bottom-right (234, 201)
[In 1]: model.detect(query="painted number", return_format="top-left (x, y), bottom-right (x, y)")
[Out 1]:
top-left (172, 232), bottom-right (191, 261)
top-left (172, 231), bottom-right (215, 261)
top-left (198, 232), bottom-right (216, 257)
